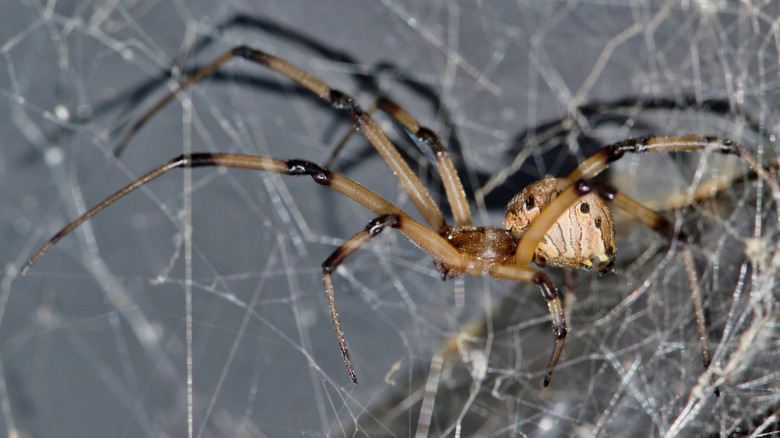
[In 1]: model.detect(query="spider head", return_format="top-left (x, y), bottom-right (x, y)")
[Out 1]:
top-left (504, 177), bottom-right (617, 274)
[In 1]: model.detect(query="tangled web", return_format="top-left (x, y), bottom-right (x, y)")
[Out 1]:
top-left (2, 1), bottom-right (778, 437)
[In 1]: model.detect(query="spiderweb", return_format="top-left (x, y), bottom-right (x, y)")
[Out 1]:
top-left (1, 1), bottom-right (778, 437)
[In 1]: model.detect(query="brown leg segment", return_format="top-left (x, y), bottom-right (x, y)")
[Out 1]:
top-left (112, 50), bottom-right (238, 157)
top-left (324, 101), bottom-right (378, 168)
top-left (489, 264), bottom-right (566, 386)
top-left (588, 181), bottom-right (712, 368)
top-left (322, 214), bottom-right (401, 383)
top-left (326, 96), bottom-right (472, 227)
top-left (374, 97), bottom-right (472, 227)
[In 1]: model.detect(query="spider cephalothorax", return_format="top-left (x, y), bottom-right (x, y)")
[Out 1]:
top-left (435, 225), bottom-right (516, 280)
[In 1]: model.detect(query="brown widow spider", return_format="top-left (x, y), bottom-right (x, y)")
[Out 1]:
top-left (22, 45), bottom-right (779, 387)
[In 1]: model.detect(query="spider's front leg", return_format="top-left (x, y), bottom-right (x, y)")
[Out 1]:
top-left (320, 213), bottom-right (401, 384)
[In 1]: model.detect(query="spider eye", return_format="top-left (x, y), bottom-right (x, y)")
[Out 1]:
top-left (579, 202), bottom-right (590, 214)
top-left (594, 218), bottom-right (602, 228)
top-left (525, 195), bottom-right (535, 209)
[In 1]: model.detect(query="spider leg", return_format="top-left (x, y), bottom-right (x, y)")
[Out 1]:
top-left (588, 181), bottom-right (712, 368)
top-left (489, 264), bottom-right (566, 387)
top-left (23, 152), bottom-right (494, 384)
top-left (562, 134), bottom-right (778, 369)
top-left (113, 46), bottom-right (449, 233)
top-left (321, 213), bottom-right (401, 383)
top-left (112, 50), bottom-right (237, 157)
top-left (326, 96), bottom-right (472, 227)
top-left (563, 268), bottom-right (577, 323)
top-left (567, 135), bottom-right (780, 202)
top-left (23, 153), bottom-right (464, 275)
top-left (371, 97), bottom-right (472, 227)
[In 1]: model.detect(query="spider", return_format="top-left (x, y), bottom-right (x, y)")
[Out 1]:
top-left (22, 45), bottom-right (779, 387)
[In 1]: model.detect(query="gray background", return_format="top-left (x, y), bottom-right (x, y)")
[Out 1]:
top-left (1, 1), bottom-right (778, 437)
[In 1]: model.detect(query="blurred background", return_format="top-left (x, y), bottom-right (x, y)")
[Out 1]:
top-left (1, 1), bottom-right (778, 436)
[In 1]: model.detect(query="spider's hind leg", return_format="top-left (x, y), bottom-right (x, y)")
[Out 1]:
top-left (504, 179), bottom-right (710, 386)
top-left (567, 135), bottom-right (780, 205)
top-left (589, 181), bottom-right (712, 369)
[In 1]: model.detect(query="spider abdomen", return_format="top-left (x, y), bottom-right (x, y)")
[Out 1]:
top-left (505, 177), bottom-right (617, 273)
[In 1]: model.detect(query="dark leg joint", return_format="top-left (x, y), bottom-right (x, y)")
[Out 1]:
top-left (649, 216), bottom-right (689, 247)
top-left (322, 250), bottom-right (347, 277)
top-left (533, 272), bottom-right (558, 301)
top-left (606, 137), bottom-right (650, 162)
top-left (588, 180), bottom-right (617, 202)
top-left (179, 153), bottom-right (220, 168)
top-left (704, 136), bottom-right (740, 155)
top-left (233, 45), bottom-right (270, 64)
top-left (376, 96), bottom-right (396, 110)
top-left (172, 154), bottom-right (190, 167)
top-left (328, 90), bottom-right (369, 125)
top-left (366, 214), bottom-right (401, 236)
top-left (329, 89), bottom-right (362, 112)
top-left (286, 159), bottom-right (332, 185)
top-left (672, 236), bottom-right (689, 250)
top-left (415, 127), bottom-right (446, 154)
top-left (434, 260), bottom-right (451, 281)
top-left (573, 180), bottom-right (594, 196)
